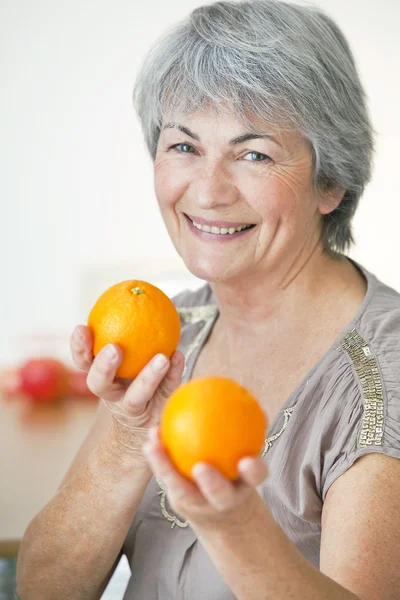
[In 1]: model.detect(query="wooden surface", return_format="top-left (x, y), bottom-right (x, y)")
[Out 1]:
top-left (0, 397), bottom-right (133, 599)
top-left (0, 394), bottom-right (98, 541)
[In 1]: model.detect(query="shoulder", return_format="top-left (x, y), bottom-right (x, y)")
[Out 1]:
top-left (352, 266), bottom-right (400, 407)
top-left (357, 266), bottom-right (400, 354)
top-left (325, 264), bottom-right (400, 412)
top-left (318, 266), bottom-right (400, 499)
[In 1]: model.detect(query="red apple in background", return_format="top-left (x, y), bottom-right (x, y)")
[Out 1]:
top-left (19, 358), bottom-right (68, 402)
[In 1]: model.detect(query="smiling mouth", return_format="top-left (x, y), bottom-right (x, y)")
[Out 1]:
top-left (184, 214), bottom-right (256, 235)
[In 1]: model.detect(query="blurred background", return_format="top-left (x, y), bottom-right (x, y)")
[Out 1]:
top-left (1, 0), bottom-right (399, 597)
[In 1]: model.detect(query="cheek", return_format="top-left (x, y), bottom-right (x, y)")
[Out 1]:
top-left (154, 161), bottom-right (189, 211)
top-left (251, 184), bottom-right (296, 223)
top-left (252, 169), bottom-right (313, 222)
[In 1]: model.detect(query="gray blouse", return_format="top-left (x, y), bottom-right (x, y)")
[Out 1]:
top-left (122, 262), bottom-right (400, 599)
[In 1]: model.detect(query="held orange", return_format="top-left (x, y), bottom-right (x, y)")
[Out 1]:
top-left (160, 376), bottom-right (268, 481)
top-left (87, 280), bottom-right (181, 378)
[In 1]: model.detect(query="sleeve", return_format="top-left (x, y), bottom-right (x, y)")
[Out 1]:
top-left (320, 329), bottom-right (400, 502)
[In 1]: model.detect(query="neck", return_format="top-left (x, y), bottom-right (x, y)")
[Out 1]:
top-left (208, 247), bottom-right (361, 342)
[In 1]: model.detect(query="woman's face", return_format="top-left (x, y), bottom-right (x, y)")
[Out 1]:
top-left (154, 107), bottom-right (340, 283)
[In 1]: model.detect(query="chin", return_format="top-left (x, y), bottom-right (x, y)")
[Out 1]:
top-left (182, 253), bottom-right (242, 284)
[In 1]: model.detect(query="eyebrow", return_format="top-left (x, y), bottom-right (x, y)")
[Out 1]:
top-left (162, 123), bottom-right (282, 147)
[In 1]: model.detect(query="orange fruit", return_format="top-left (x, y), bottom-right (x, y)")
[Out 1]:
top-left (160, 376), bottom-right (267, 481)
top-left (87, 280), bottom-right (181, 378)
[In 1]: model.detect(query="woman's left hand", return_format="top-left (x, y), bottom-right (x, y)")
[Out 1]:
top-left (142, 427), bottom-right (269, 531)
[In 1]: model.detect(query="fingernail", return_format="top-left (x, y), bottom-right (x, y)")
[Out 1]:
top-left (103, 344), bottom-right (117, 360)
top-left (192, 463), bottom-right (208, 480)
top-left (153, 354), bottom-right (168, 371)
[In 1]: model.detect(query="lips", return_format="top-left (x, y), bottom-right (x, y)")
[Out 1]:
top-left (184, 213), bottom-right (256, 240)
top-left (184, 213), bottom-right (255, 229)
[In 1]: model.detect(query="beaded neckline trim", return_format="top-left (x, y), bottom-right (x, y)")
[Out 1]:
top-left (177, 304), bottom-right (218, 325)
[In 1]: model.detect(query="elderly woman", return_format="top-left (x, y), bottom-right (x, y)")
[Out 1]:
top-left (17, 1), bottom-right (400, 599)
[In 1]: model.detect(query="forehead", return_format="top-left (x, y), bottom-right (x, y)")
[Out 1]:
top-left (162, 101), bottom-right (273, 132)
top-left (161, 105), bottom-right (307, 153)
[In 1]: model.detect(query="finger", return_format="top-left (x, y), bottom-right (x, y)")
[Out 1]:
top-left (69, 325), bottom-right (94, 371)
top-left (237, 457), bottom-right (269, 487)
top-left (192, 463), bottom-right (237, 511)
top-left (142, 431), bottom-right (200, 502)
top-left (86, 344), bottom-right (124, 399)
top-left (122, 353), bottom-right (171, 417)
top-left (156, 350), bottom-right (186, 401)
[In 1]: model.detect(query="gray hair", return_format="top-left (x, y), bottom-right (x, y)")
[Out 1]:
top-left (133, 0), bottom-right (375, 254)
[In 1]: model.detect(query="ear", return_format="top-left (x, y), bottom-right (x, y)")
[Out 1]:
top-left (317, 187), bottom-right (346, 216)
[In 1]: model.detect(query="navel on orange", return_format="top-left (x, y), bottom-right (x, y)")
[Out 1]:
top-left (160, 376), bottom-right (268, 481)
top-left (87, 280), bottom-right (181, 378)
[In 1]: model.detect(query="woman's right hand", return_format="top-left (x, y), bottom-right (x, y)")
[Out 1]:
top-left (69, 324), bottom-right (185, 452)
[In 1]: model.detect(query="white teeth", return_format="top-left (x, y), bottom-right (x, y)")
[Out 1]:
top-left (191, 220), bottom-right (252, 235)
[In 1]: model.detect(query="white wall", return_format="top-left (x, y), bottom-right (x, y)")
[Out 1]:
top-left (1, 0), bottom-right (399, 365)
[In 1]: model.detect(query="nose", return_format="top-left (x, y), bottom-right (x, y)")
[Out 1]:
top-left (191, 161), bottom-right (239, 210)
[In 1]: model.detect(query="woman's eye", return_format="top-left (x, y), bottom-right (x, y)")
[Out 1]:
top-left (171, 143), bottom-right (196, 154)
top-left (243, 151), bottom-right (270, 162)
